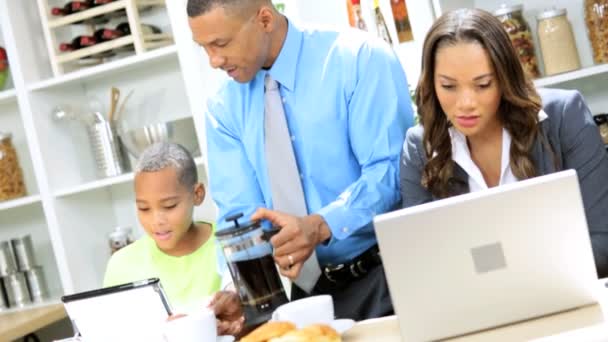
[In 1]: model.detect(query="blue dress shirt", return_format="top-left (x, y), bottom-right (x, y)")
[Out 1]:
top-left (206, 20), bottom-right (413, 265)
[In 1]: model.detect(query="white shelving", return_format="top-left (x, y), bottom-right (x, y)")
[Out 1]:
top-left (534, 63), bottom-right (608, 88)
top-left (29, 44), bottom-right (177, 91)
top-left (0, 0), bottom-right (215, 302)
top-left (0, 195), bottom-right (42, 212)
top-left (433, 0), bottom-right (608, 92)
top-left (0, 88), bottom-right (16, 104)
top-left (55, 156), bottom-right (204, 198)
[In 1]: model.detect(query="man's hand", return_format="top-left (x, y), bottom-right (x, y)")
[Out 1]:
top-left (251, 209), bottom-right (331, 279)
top-left (208, 291), bottom-right (244, 336)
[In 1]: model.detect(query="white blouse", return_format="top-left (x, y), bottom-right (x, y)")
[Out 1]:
top-left (449, 110), bottom-right (548, 192)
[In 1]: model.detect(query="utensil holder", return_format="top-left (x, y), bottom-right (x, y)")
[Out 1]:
top-left (87, 122), bottom-right (130, 178)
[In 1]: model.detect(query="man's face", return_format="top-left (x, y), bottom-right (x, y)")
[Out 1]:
top-left (189, 6), bottom-right (272, 83)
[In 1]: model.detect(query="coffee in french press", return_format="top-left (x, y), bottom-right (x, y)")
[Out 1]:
top-left (216, 213), bottom-right (289, 326)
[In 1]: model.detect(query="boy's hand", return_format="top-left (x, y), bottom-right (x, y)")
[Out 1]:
top-left (209, 291), bottom-right (245, 336)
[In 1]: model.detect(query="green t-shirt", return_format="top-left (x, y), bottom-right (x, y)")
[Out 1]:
top-left (103, 224), bottom-right (222, 312)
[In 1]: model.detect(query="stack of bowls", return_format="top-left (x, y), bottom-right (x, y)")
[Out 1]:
top-left (118, 117), bottom-right (200, 159)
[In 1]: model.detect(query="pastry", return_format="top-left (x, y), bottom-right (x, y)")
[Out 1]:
top-left (268, 324), bottom-right (341, 342)
top-left (240, 321), bottom-right (297, 342)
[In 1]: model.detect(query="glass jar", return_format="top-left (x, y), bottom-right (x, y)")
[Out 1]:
top-left (585, 0), bottom-right (608, 64)
top-left (108, 230), bottom-right (129, 254)
top-left (215, 213), bottom-right (288, 326)
top-left (494, 4), bottom-right (541, 78)
top-left (0, 132), bottom-right (26, 201)
top-left (593, 113), bottom-right (608, 145)
top-left (537, 8), bottom-right (581, 75)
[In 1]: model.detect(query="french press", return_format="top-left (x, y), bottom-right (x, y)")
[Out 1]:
top-left (215, 213), bottom-right (289, 326)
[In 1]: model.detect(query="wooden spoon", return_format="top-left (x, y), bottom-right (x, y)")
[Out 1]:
top-left (108, 87), bottom-right (120, 122)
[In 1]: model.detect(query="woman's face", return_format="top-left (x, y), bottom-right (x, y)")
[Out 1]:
top-left (433, 41), bottom-right (502, 139)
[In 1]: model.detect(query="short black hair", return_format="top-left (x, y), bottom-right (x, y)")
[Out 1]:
top-left (187, 0), bottom-right (269, 17)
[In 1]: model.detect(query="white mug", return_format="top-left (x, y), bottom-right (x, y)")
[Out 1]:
top-left (271, 295), bottom-right (334, 328)
top-left (163, 309), bottom-right (217, 342)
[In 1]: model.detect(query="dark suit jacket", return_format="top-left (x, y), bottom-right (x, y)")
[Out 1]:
top-left (400, 88), bottom-right (608, 276)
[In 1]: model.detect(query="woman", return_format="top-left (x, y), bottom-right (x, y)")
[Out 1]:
top-left (401, 8), bottom-right (608, 276)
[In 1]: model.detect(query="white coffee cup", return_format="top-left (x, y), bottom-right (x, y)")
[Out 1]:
top-left (271, 295), bottom-right (334, 328)
top-left (163, 309), bottom-right (217, 342)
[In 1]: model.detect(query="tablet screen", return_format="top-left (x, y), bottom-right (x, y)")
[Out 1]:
top-left (62, 279), bottom-right (172, 342)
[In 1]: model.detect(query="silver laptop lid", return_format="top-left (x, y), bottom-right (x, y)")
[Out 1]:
top-left (374, 170), bottom-right (598, 341)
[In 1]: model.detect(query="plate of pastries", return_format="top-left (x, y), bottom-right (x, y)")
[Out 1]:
top-left (240, 321), bottom-right (342, 342)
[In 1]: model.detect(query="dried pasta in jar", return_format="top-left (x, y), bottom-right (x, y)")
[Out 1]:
top-left (585, 0), bottom-right (608, 64)
top-left (0, 132), bottom-right (26, 201)
top-left (494, 4), bottom-right (541, 78)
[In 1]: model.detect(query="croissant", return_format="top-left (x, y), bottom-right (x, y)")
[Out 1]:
top-left (241, 321), bottom-right (341, 342)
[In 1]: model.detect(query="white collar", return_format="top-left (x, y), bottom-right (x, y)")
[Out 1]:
top-left (447, 109), bottom-right (548, 190)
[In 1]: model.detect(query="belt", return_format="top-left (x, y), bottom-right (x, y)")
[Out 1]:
top-left (317, 245), bottom-right (382, 291)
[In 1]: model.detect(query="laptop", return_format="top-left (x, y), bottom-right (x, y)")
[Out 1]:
top-left (374, 170), bottom-right (600, 341)
top-left (61, 278), bottom-right (172, 342)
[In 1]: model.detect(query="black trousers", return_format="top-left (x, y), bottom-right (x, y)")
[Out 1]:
top-left (290, 263), bottom-right (394, 321)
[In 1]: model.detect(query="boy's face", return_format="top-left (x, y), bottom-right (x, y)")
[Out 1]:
top-left (134, 167), bottom-right (204, 254)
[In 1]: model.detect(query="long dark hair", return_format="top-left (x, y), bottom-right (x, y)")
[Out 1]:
top-left (416, 8), bottom-right (542, 198)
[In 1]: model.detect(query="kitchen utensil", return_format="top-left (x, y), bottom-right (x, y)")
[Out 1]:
top-left (3, 272), bottom-right (32, 307)
top-left (215, 213), bottom-right (289, 326)
top-left (24, 266), bottom-right (48, 302)
top-left (118, 117), bottom-right (200, 158)
top-left (87, 121), bottom-right (130, 178)
top-left (115, 89), bottom-right (134, 123)
top-left (108, 87), bottom-right (120, 123)
top-left (0, 241), bottom-right (17, 277)
top-left (0, 278), bottom-right (8, 311)
top-left (10, 235), bottom-right (36, 271)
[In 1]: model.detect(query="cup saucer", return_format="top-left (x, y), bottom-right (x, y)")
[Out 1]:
top-left (217, 336), bottom-right (235, 342)
top-left (329, 318), bottom-right (356, 334)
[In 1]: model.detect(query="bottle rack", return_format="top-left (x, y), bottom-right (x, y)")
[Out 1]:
top-left (36, 0), bottom-right (173, 76)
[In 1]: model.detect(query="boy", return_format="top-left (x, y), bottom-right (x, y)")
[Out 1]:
top-left (103, 142), bottom-right (243, 335)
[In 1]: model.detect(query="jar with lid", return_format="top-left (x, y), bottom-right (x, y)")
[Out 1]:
top-left (537, 8), bottom-right (581, 75)
top-left (494, 4), bottom-right (541, 78)
top-left (585, 0), bottom-right (608, 64)
top-left (108, 230), bottom-right (129, 254)
top-left (0, 132), bottom-right (26, 201)
top-left (593, 113), bottom-right (608, 145)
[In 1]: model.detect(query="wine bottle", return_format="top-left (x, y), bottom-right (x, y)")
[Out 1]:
top-left (115, 23), bottom-right (162, 36)
top-left (51, 1), bottom-right (115, 25)
top-left (350, 0), bottom-right (367, 31)
top-left (94, 28), bottom-right (123, 41)
top-left (59, 28), bottom-right (122, 52)
top-left (390, 0), bottom-right (413, 43)
top-left (373, 0), bottom-right (393, 45)
top-left (51, 1), bottom-right (91, 16)
top-left (59, 36), bottom-right (98, 51)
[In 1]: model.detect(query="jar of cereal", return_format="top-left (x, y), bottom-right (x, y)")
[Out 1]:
top-left (537, 8), bottom-right (581, 75)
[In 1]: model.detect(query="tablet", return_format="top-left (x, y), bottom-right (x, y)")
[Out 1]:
top-left (61, 278), bottom-right (172, 342)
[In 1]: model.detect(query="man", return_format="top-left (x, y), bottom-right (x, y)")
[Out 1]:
top-left (187, 0), bottom-right (413, 322)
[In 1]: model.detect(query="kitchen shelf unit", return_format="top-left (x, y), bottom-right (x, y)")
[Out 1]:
top-left (0, 0), bottom-right (215, 307)
top-left (36, 0), bottom-right (173, 77)
top-left (0, 195), bottom-right (42, 212)
top-left (0, 88), bottom-right (16, 104)
top-left (432, 0), bottom-right (608, 115)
